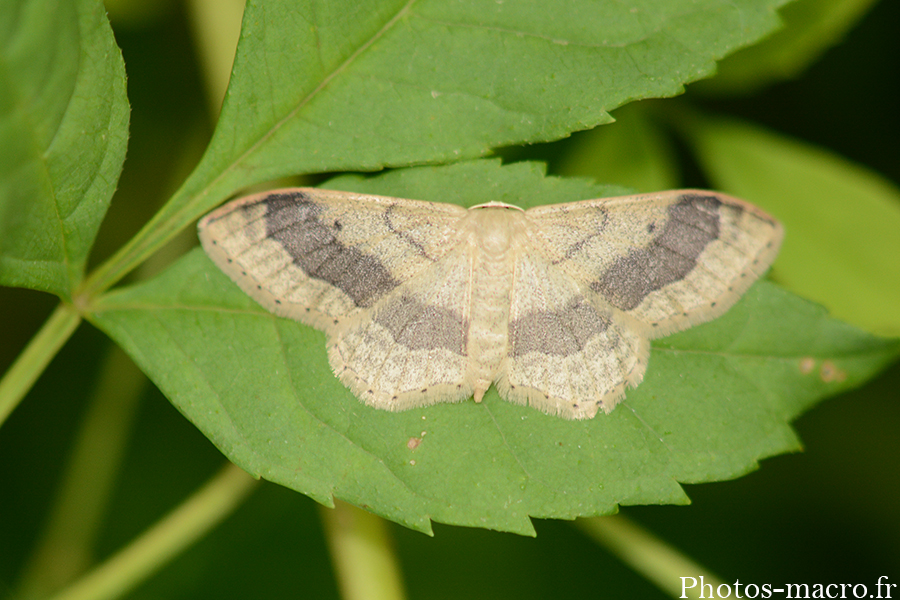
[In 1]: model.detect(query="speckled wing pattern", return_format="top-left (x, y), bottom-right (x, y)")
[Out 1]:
top-left (198, 188), bottom-right (783, 419)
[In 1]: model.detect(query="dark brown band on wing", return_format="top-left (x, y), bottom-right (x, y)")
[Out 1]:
top-left (592, 194), bottom-right (723, 311)
top-left (261, 191), bottom-right (399, 308)
top-left (509, 297), bottom-right (610, 357)
top-left (375, 295), bottom-right (467, 355)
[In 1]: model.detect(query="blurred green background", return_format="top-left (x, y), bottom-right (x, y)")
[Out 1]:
top-left (1, 0), bottom-right (898, 598)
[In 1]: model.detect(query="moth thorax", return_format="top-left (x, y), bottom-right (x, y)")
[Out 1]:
top-left (470, 207), bottom-right (525, 257)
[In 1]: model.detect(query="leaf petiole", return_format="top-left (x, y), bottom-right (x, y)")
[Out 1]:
top-left (320, 501), bottom-right (407, 600)
top-left (576, 513), bottom-right (726, 599)
top-left (43, 462), bottom-right (257, 600)
top-left (0, 303), bottom-right (81, 429)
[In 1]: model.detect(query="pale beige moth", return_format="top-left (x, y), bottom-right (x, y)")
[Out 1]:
top-left (198, 188), bottom-right (783, 420)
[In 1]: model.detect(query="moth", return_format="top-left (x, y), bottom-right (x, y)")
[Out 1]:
top-left (198, 188), bottom-right (782, 419)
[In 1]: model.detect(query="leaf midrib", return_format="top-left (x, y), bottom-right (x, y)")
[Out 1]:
top-left (81, 0), bottom-right (421, 298)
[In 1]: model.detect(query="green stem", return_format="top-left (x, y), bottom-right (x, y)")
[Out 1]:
top-left (320, 501), bottom-right (407, 600)
top-left (43, 463), bottom-right (258, 600)
top-left (0, 303), bottom-right (81, 429)
top-left (575, 514), bottom-right (726, 600)
top-left (15, 346), bottom-right (147, 599)
top-left (79, 190), bottom-right (203, 298)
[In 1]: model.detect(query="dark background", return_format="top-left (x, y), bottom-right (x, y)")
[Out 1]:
top-left (1, 1), bottom-right (898, 598)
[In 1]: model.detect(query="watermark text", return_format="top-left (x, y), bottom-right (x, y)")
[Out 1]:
top-left (680, 575), bottom-right (896, 599)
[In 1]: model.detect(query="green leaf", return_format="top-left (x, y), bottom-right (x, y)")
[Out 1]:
top-left (0, 0), bottom-right (129, 298)
top-left (94, 0), bottom-right (789, 295)
top-left (323, 159), bottom-right (628, 208)
top-left (685, 117), bottom-right (900, 337)
top-left (89, 160), bottom-right (899, 534)
top-left (215, 0), bottom-right (789, 179)
top-left (553, 103), bottom-right (681, 193)
top-left (696, 0), bottom-right (879, 95)
top-left (203, 0), bottom-right (789, 183)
